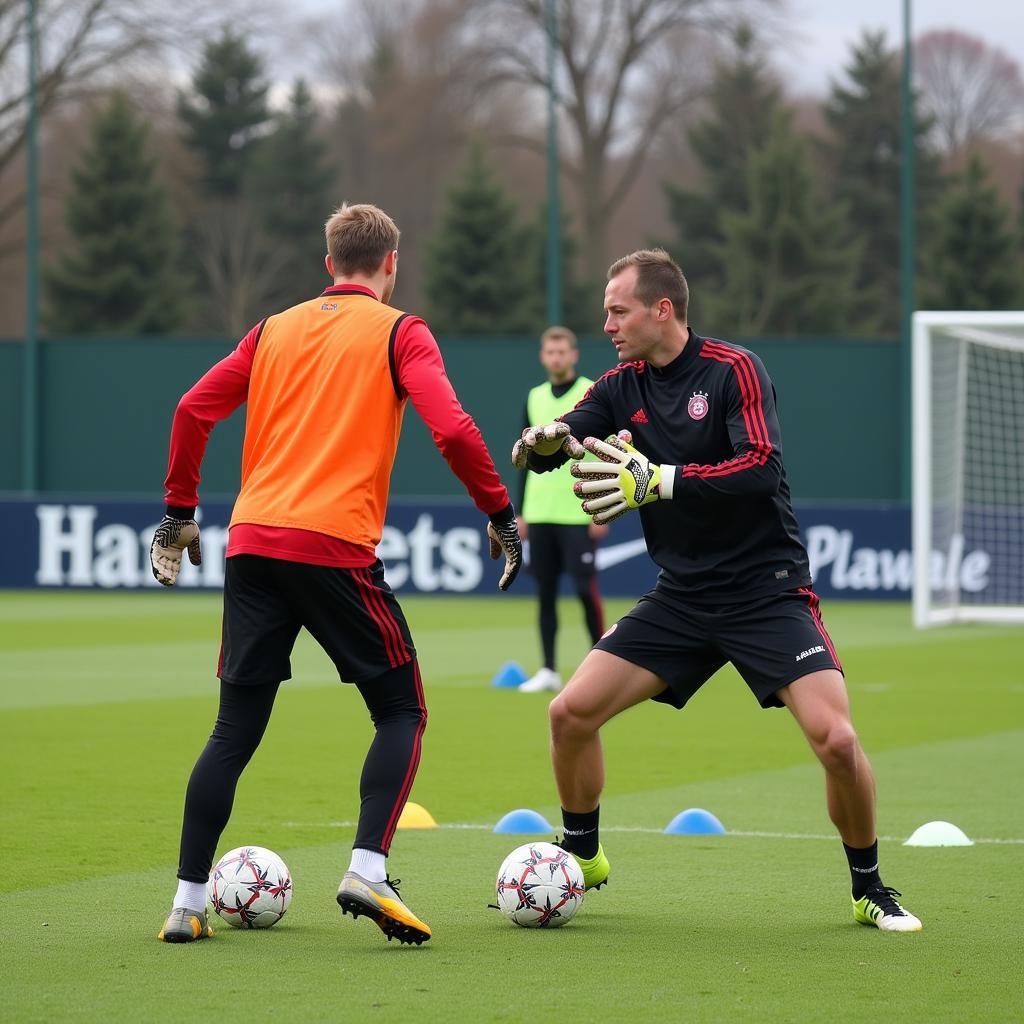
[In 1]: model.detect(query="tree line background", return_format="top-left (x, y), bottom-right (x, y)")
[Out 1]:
top-left (2, 0), bottom-right (1023, 341)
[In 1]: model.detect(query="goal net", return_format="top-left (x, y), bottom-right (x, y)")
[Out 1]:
top-left (913, 312), bottom-right (1024, 627)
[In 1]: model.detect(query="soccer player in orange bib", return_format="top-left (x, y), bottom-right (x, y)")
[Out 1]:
top-left (153, 203), bottom-right (522, 945)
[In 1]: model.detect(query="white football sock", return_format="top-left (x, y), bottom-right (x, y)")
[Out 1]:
top-left (172, 879), bottom-right (208, 913)
top-left (348, 848), bottom-right (387, 883)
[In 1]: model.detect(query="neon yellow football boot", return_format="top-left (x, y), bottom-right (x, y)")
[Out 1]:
top-left (561, 842), bottom-right (610, 891)
top-left (853, 885), bottom-right (922, 932)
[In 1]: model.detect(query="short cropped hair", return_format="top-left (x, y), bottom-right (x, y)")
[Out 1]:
top-left (324, 203), bottom-right (400, 276)
top-left (607, 248), bottom-right (689, 322)
top-left (540, 325), bottom-right (577, 349)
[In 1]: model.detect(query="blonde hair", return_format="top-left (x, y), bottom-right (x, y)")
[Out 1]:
top-left (607, 248), bottom-right (689, 322)
top-left (540, 325), bottom-right (577, 349)
top-left (324, 203), bottom-right (400, 276)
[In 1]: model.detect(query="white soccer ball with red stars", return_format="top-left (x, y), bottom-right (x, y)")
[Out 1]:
top-left (495, 841), bottom-right (585, 928)
top-left (207, 846), bottom-right (293, 929)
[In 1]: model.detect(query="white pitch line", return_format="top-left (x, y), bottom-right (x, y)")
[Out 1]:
top-left (279, 821), bottom-right (1024, 844)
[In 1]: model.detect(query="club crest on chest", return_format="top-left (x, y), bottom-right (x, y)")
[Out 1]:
top-left (687, 391), bottom-right (710, 420)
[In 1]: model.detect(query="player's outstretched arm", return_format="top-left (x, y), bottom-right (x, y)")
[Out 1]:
top-left (570, 431), bottom-right (676, 525)
top-left (150, 511), bottom-right (202, 587)
top-left (511, 421), bottom-right (584, 470)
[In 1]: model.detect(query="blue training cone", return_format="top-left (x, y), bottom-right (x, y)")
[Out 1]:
top-left (493, 808), bottom-right (554, 834)
top-left (492, 661), bottom-right (528, 688)
top-left (664, 808), bottom-right (727, 835)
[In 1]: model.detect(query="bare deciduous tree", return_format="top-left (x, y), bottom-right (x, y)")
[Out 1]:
top-left (0, 0), bottom-right (275, 233)
top-left (312, 0), bottom-right (491, 306)
top-left (471, 0), bottom-right (777, 278)
top-left (913, 29), bottom-right (1024, 155)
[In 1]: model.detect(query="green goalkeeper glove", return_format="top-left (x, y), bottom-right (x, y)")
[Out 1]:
top-left (570, 431), bottom-right (675, 525)
top-left (150, 513), bottom-right (202, 587)
top-left (511, 421), bottom-right (584, 470)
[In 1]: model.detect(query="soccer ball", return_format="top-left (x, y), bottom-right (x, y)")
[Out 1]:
top-left (495, 841), bottom-right (585, 928)
top-left (207, 846), bottom-right (293, 929)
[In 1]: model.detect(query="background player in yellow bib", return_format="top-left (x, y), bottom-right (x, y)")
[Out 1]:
top-left (516, 327), bottom-right (608, 694)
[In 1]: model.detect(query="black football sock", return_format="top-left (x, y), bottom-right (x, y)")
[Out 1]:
top-left (844, 840), bottom-right (881, 899)
top-left (561, 807), bottom-right (600, 859)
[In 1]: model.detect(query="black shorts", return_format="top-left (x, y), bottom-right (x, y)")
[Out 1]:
top-left (527, 523), bottom-right (597, 584)
top-left (218, 555), bottom-right (415, 686)
top-left (594, 584), bottom-right (842, 710)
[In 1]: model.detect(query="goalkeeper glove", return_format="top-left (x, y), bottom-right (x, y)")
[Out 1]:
top-left (570, 431), bottom-right (675, 525)
top-left (511, 421), bottom-right (584, 470)
top-left (150, 512), bottom-right (202, 587)
top-left (487, 504), bottom-right (523, 591)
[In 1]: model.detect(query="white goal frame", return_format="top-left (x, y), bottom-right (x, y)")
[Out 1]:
top-left (912, 311), bottom-right (1024, 628)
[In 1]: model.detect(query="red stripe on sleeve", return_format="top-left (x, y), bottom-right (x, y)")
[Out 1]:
top-left (681, 343), bottom-right (772, 480)
top-left (702, 342), bottom-right (771, 453)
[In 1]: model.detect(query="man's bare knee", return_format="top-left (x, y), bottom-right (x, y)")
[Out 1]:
top-left (549, 691), bottom-right (596, 744)
top-left (814, 724), bottom-right (860, 776)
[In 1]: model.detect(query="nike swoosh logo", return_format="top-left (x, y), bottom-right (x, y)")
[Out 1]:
top-left (595, 538), bottom-right (649, 571)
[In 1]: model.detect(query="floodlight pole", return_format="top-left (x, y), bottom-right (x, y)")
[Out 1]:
top-left (545, 0), bottom-right (563, 327)
top-left (899, 0), bottom-right (915, 501)
top-left (23, 0), bottom-right (40, 493)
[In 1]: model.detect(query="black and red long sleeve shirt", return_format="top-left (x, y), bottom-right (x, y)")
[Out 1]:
top-left (529, 331), bottom-right (811, 602)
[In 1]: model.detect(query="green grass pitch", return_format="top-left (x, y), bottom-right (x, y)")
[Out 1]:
top-left (1, 591), bottom-right (1021, 1023)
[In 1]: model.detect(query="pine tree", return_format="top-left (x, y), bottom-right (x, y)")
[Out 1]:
top-left (823, 30), bottom-right (944, 335)
top-left (178, 30), bottom-right (270, 198)
top-left (663, 23), bottom-right (782, 312)
top-left (922, 153), bottom-right (1018, 310)
top-left (704, 110), bottom-right (865, 336)
top-left (43, 93), bottom-right (189, 334)
top-left (247, 80), bottom-right (334, 304)
top-left (424, 145), bottom-right (533, 334)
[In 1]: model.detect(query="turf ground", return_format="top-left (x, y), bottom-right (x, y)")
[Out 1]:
top-left (1, 591), bottom-right (1022, 1023)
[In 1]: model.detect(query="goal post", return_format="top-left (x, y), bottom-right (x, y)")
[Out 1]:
top-left (912, 311), bottom-right (1024, 628)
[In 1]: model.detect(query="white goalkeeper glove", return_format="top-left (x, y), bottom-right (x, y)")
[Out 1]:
top-left (570, 431), bottom-right (675, 525)
top-left (511, 421), bottom-right (584, 470)
top-left (487, 505), bottom-right (524, 591)
top-left (150, 514), bottom-right (202, 587)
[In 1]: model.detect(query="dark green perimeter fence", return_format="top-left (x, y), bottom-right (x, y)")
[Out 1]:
top-left (0, 334), bottom-right (900, 503)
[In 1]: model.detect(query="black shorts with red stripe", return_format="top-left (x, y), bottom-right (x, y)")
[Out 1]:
top-left (594, 583), bottom-right (842, 710)
top-left (219, 554), bottom-right (414, 685)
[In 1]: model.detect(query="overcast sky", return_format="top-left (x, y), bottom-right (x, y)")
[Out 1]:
top-left (788, 0), bottom-right (1024, 94)
top-left (284, 0), bottom-right (1024, 100)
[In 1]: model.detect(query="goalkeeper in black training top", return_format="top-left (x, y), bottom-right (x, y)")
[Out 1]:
top-left (512, 248), bottom-right (922, 933)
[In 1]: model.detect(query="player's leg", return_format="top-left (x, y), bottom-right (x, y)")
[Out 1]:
top-left (550, 651), bottom-right (665, 813)
top-left (160, 555), bottom-right (299, 943)
top-left (779, 669), bottom-right (921, 931)
top-left (725, 586), bottom-right (921, 932)
top-left (554, 592), bottom-right (722, 889)
top-left (549, 650), bottom-right (667, 888)
top-left (160, 680), bottom-right (281, 942)
top-left (565, 524), bottom-right (604, 646)
top-left (289, 560), bottom-right (430, 944)
top-left (520, 523), bottom-right (563, 692)
top-left (334, 660), bottom-right (431, 945)
top-left (777, 669), bottom-right (875, 846)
